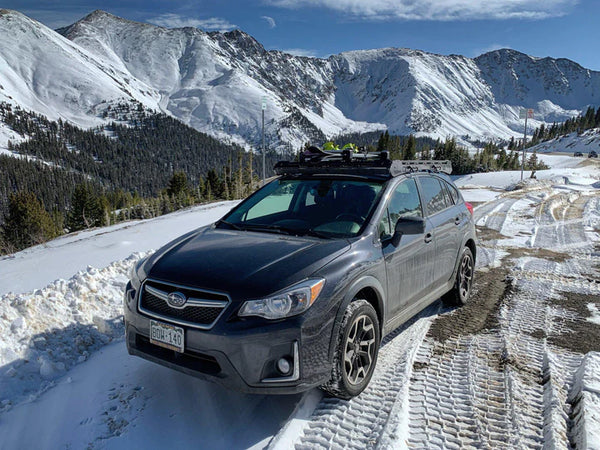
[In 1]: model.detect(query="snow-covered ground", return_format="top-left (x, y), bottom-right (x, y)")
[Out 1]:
top-left (0, 201), bottom-right (238, 296)
top-left (0, 159), bottom-right (599, 449)
top-left (530, 128), bottom-right (600, 155)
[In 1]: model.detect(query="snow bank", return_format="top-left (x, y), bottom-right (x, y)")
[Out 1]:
top-left (0, 252), bottom-right (150, 411)
top-left (0, 201), bottom-right (237, 296)
top-left (569, 352), bottom-right (600, 450)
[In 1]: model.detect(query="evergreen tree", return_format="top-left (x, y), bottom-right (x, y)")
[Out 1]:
top-left (205, 169), bottom-right (222, 199)
top-left (67, 184), bottom-right (104, 231)
top-left (1, 191), bottom-right (59, 252)
top-left (377, 131), bottom-right (390, 151)
top-left (402, 134), bottom-right (417, 160)
top-left (166, 171), bottom-right (190, 197)
top-left (508, 136), bottom-right (515, 150)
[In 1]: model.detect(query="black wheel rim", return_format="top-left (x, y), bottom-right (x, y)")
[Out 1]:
top-left (459, 253), bottom-right (473, 301)
top-left (344, 314), bottom-right (376, 386)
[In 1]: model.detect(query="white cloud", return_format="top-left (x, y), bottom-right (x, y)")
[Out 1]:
top-left (265, 0), bottom-right (578, 21)
top-left (472, 44), bottom-right (513, 57)
top-left (278, 48), bottom-right (318, 57)
top-left (149, 13), bottom-right (237, 31)
top-left (261, 15), bottom-right (277, 28)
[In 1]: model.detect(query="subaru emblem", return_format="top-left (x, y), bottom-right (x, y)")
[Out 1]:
top-left (167, 291), bottom-right (187, 308)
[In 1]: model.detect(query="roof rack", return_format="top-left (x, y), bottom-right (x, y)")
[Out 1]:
top-left (273, 146), bottom-right (452, 177)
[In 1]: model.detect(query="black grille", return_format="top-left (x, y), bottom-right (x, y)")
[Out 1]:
top-left (139, 283), bottom-right (227, 327)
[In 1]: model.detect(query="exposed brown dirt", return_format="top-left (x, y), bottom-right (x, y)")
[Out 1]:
top-left (476, 226), bottom-right (510, 243)
top-left (548, 291), bottom-right (600, 354)
top-left (428, 268), bottom-right (513, 343)
top-left (528, 329), bottom-right (547, 340)
top-left (506, 246), bottom-right (571, 263)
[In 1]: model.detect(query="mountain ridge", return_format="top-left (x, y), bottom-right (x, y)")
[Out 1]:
top-left (1, 9), bottom-right (599, 151)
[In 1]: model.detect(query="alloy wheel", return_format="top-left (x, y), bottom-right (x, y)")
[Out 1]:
top-left (343, 314), bottom-right (376, 386)
top-left (459, 252), bottom-right (474, 300)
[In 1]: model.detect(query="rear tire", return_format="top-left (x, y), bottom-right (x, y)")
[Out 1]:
top-left (443, 247), bottom-right (474, 306)
top-left (321, 299), bottom-right (380, 400)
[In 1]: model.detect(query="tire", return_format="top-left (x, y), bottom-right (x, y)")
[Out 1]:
top-left (321, 299), bottom-right (381, 400)
top-left (443, 246), bottom-right (474, 306)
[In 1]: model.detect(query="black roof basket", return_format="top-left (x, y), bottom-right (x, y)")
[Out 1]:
top-left (274, 146), bottom-right (452, 177)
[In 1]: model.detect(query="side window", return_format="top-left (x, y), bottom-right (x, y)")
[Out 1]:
top-left (419, 177), bottom-right (449, 216)
top-left (444, 181), bottom-right (459, 205)
top-left (379, 179), bottom-right (422, 237)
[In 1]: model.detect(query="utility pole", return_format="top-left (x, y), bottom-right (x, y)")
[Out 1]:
top-left (261, 96), bottom-right (266, 185)
top-left (520, 108), bottom-right (533, 181)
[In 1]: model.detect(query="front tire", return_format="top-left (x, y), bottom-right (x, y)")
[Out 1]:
top-left (321, 299), bottom-right (380, 399)
top-left (443, 246), bottom-right (474, 306)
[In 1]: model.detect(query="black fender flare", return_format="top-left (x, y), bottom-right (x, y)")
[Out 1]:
top-left (449, 236), bottom-right (477, 282)
top-left (327, 275), bottom-right (386, 361)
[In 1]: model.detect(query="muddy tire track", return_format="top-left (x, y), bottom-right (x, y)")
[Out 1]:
top-left (408, 185), bottom-right (600, 449)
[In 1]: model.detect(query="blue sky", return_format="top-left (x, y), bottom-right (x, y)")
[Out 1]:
top-left (7, 0), bottom-right (600, 70)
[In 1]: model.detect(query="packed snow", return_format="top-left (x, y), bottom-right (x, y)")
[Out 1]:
top-left (0, 157), bottom-right (599, 449)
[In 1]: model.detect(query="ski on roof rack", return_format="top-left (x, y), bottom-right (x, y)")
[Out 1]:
top-left (274, 146), bottom-right (452, 177)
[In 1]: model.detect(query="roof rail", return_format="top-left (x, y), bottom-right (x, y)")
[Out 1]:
top-left (274, 146), bottom-right (452, 177)
top-left (394, 160), bottom-right (453, 175)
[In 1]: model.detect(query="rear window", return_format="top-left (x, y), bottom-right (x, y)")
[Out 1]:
top-left (418, 177), bottom-right (449, 215)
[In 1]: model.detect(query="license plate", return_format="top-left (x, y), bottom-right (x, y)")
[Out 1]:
top-left (150, 320), bottom-right (184, 353)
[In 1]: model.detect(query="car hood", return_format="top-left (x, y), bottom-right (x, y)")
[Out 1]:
top-left (144, 226), bottom-right (351, 300)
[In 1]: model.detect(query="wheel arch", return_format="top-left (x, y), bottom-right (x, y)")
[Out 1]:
top-left (450, 237), bottom-right (477, 281)
top-left (465, 238), bottom-right (476, 265)
top-left (327, 275), bottom-right (385, 361)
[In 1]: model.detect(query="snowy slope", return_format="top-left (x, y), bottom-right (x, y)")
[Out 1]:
top-left (0, 10), bottom-right (161, 128)
top-left (529, 128), bottom-right (600, 155)
top-left (332, 48), bottom-right (517, 141)
top-left (57, 10), bottom-right (382, 150)
top-left (1, 9), bottom-right (599, 152)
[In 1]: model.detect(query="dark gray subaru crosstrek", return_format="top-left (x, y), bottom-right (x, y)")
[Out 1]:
top-left (124, 149), bottom-right (476, 399)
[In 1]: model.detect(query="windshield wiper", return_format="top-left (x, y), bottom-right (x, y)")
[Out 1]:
top-left (298, 229), bottom-right (334, 239)
top-left (218, 221), bottom-right (332, 239)
top-left (216, 219), bottom-right (243, 230)
top-left (241, 223), bottom-right (294, 235)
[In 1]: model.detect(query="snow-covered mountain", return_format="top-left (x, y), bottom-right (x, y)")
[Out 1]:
top-left (0, 10), bottom-right (160, 127)
top-left (1, 9), bottom-right (599, 151)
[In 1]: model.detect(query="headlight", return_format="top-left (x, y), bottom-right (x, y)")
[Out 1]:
top-left (239, 279), bottom-right (325, 320)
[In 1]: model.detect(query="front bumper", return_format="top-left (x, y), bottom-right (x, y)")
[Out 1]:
top-left (123, 284), bottom-right (334, 394)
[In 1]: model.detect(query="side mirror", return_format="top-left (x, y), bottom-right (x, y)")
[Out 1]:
top-left (391, 216), bottom-right (425, 246)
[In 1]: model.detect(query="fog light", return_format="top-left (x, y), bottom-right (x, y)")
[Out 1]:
top-left (277, 357), bottom-right (291, 375)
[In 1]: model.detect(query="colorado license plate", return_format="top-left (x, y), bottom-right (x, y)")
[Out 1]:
top-left (150, 320), bottom-right (184, 353)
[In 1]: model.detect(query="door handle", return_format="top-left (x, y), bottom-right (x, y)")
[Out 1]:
top-left (455, 217), bottom-right (461, 225)
top-left (424, 233), bottom-right (433, 243)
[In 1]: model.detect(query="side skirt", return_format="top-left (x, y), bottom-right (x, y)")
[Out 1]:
top-left (382, 282), bottom-right (450, 336)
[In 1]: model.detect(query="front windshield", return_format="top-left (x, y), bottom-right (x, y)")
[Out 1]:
top-left (221, 178), bottom-right (384, 238)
